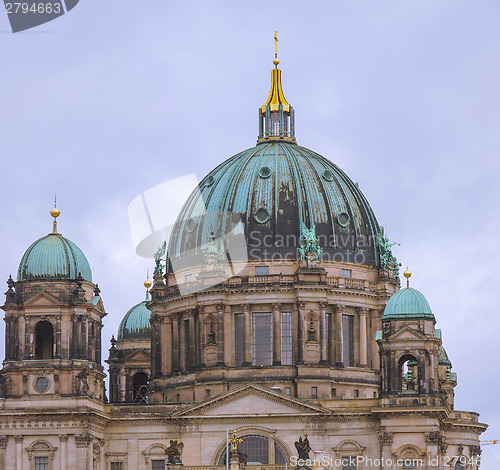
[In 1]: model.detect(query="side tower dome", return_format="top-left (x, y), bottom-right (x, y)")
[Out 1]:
top-left (107, 279), bottom-right (152, 404)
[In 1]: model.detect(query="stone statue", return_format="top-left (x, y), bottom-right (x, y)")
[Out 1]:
top-left (153, 241), bottom-right (167, 278)
top-left (202, 231), bottom-right (224, 265)
top-left (166, 439), bottom-right (184, 465)
top-left (76, 370), bottom-right (89, 395)
top-left (0, 374), bottom-right (6, 396)
top-left (294, 434), bottom-right (311, 460)
top-left (298, 223), bottom-right (322, 265)
top-left (378, 229), bottom-right (400, 281)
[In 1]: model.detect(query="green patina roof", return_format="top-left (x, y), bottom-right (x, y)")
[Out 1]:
top-left (17, 232), bottom-right (92, 282)
top-left (438, 346), bottom-right (452, 366)
top-left (382, 287), bottom-right (435, 321)
top-left (117, 293), bottom-right (152, 340)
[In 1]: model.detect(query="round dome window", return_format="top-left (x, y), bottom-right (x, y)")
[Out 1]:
top-left (205, 175), bottom-right (215, 187)
top-left (254, 208), bottom-right (270, 224)
top-left (35, 377), bottom-right (49, 392)
top-left (185, 218), bottom-right (196, 232)
top-left (322, 170), bottom-right (334, 181)
top-left (337, 212), bottom-right (350, 227)
top-left (259, 166), bottom-right (272, 179)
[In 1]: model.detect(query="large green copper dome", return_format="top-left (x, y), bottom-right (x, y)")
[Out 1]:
top-left (382, 287), bottom-right (435, 321)
top-left (167, 141), bottom-right (381, 271)
top-left (117, 294), bottom-right (152, 340)
top-left (18, 232), bottom-right (92, 282)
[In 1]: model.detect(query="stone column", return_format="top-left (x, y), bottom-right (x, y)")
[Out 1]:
top-left (334, 304), bottom-right (344, 366)
top-left (17, 317), bottom-right (25, 360)
top-left (242, 305), bottom-right (252, 366)
top-left (378, 432), bottom-right (393, 470)
top-left (297, 302), bottom-right (306, 364)
top-left (272, 303), bottom-right (281, 365)
top-left (358, 308), bottom-right (369, 367)
top-left (119, 369), bottom-right (126, 402)
top-left (14, 436), bottom-right (22, 470)
top-left (198, 307), bottom-right (206, 368)
top-left (319, 302), bottom-right (328, 364)
top-left (189, 310), bottom-right (196, 370)
top-left (55, 315), bottom-right (62, 358)
top-left (216, 304), bottom-right (225, 366)
top-left (353, 310), bottom-right (360, 366)
top-left (224, 305), bottom-right (232, 366)
top-left (179, 315), bottom-right (186, 370)
top-left (370, 309), bottom-right (381, 370)
top-left (60, 434), bottom-right (68, 470)
top-left (162, 316), bottom-right (172, 375)
top-left (0, 436), bottom-right (7, 470)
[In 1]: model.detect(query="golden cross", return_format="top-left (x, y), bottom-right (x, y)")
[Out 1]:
top-left (228, 430), bottom-right (243, 451)
top-left (274, 31), bottom-right (278, 57)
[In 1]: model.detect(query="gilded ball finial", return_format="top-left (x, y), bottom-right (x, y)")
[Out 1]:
top-left (144, 274), bottom-right (152, 290)
top-left (403, 269), bottom-right (412, 279)
top-left (273, 58), bottom-right (280, 66)
top-left (50, 203), bottom-right (60, 219)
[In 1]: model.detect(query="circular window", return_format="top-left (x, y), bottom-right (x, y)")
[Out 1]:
top-left (322, 169), bottom-right (334, 181)
top-left (205, 175), bottom-right (215, 187)
top-left (337, 212), bottom-right (350, 227)
top-left (254, 208), bottom-right (270, 224)
top-left (259, 166), bottom-right (272, 179)
top-left (185, 218), bottom-right (196, 232)
top-left (35, 377), bottom-right (49, 392)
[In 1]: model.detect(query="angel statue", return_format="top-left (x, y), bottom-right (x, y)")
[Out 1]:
top-left (298, 223), bottom-right (322, 265)
top-left (153, 241), bottom-right (167, 278)
top-left (294, 434), bottom-right (312, 460)
top-left (166, 439), bottom-right (184, 465)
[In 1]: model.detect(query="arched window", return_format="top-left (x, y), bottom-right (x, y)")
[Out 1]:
top-left (35, 321), bottom-right (54, 360)
top-left (454, 461), bottom-right (464, 470)
top-left (133, 372), bottom-right (149, 403)
top-left (218, 435), bottom-right (287, 464)
top-left (399, 354), bottom-right (419, 393)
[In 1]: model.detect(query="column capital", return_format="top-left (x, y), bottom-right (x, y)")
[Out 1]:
top-left (357, 307), bottom-right (370, 316)
top-left (319, 302), bottom-right (328, 310)
top-left (241, 303), bottom-right (250, 313)
top-left (333, 304), bottom-right (345, 313)
top-left (0, 436), bottom-right (7, 448)
top-left (58, 434), bottom-right (68, 442)
top-left (378, 432), bottom-right (394, 446)
top-left (216, 303), bottom-right (225, 313)
top-left (14, 436), bottom-right (23, 443)
top-left (297, 302), bottom-right (306, 310)
top-left (272, 303), bottom-right (281, 311)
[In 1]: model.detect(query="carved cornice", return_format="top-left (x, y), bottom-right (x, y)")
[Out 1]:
top-left (75, 433), bottom-right (93, 448)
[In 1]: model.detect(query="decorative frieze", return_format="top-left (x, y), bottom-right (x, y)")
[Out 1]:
top-left (378, 432), bottom-right (394, 446)
top-left (75, 433), bottom-right (93, 448)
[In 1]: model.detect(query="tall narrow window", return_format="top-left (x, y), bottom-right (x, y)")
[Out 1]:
top-left (280, 312), bottom-right (292, 365)
top-left (152, 461), bottom-right (166, 470)
top-left (35, 321), bottom-right (54, 360)
top-left (132, 372), bottom-right (148, 403)
top-left (235, 314), bottom-right (244, 366)
top-left (253, 313), bottom-right (272, 366)
top-left (342, 314), bottom-right (354, 366)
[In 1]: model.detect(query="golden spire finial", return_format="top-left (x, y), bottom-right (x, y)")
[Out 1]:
top-left (273, 31), bottom-right (279, 66)
top-left (144, 272), bottom-right (152, 291)
top-left (403, 268), bottom-right (412, 288)
top-left (228, 430), bottom-right (243, 451)
top-left (50, 195), bottom-right (60, 233)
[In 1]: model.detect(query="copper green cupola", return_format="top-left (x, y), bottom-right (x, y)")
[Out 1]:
top-left (258, 32), bottom-right (296, 143)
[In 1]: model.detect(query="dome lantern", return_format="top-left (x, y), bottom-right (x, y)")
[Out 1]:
top-left (258, 32), bottom-right (296, 143)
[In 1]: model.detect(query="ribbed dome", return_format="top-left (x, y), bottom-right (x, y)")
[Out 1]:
top-left (18, 232), bottom-right (92, 282)
top-left (382, 287), bottom-right (435, 320)
top-left (168, 141), bottom-right (381, 271)
top-left (117, 294), bottom-right (152, 340)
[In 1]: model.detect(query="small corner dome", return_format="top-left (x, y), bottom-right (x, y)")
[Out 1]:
top-left (117, 296), bottom-right (152, 341)
top-left (17, 232), bottom-right (92, 282)
top-left (382, 287), bottom-right (435, 321)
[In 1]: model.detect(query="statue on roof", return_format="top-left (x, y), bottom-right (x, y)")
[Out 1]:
top-left (202, 231), bottom-right (225, 265)
top-left (294, 434), bottom-right (312, 460)
top-left (298, 223), bottom-right (322, 266)
top-left (378, 229), bottom-right (400, 281)
top-left (153, 241), bottom-right (166, 278)
top-left (166, 439), bottom-right (184, 465)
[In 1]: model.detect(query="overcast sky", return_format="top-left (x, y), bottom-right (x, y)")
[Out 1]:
top-left (1, 0), bottom-right (499, 455)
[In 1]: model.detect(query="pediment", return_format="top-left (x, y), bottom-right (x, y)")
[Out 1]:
top-left (24, 291), bottom-right (61, 307)
top-left (173, 384), bottom-right (328, 418)
top-left (90, 296), bottom-right (105, 312)
top-left (388, 326), bottom-right (427, 341)
top-left (124, 349), bottom-right (151, 362)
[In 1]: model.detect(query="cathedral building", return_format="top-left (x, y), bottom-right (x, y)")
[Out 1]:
top-left (0, 44), bottom-right (487, 470)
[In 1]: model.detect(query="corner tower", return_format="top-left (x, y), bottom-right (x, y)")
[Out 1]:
top-left (0, 205), bottom-right (106, 401)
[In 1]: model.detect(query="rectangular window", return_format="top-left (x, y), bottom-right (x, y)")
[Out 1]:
top-left (341, 269), bottom-right (352, 278)
top-left (110, 463), bottom-right (124, 470)
top-left (331, 388), bottom-right (336, 397)
top-left (152, 461), bottom-right (166, 470)
top-left (342, 456), bottom-right (357, 470)
top-left (354, 389), bottom-right (359, 397)
top-left (342, 314), bottom-right (354, 367)
top-left (253, 312), bottom-right (273, 366)
top-left (35, 457), bottom-right (49, 470)
top-left (185, 274), bottom-right (193, 282)
top-left (280, 312), bottom-right (292, 365)
top-left (235, 313), bottom-right (244, 366)
top-left (205, 389), bottom-right (211, 398)
top-left (176, 393), bottom-right (180, 402)
top-left (311, 387), bottom-right (318, 398)
top-left (255, 265), bottom-right (269, 276)
top-left (285, 387), bottom-right (291, 395)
